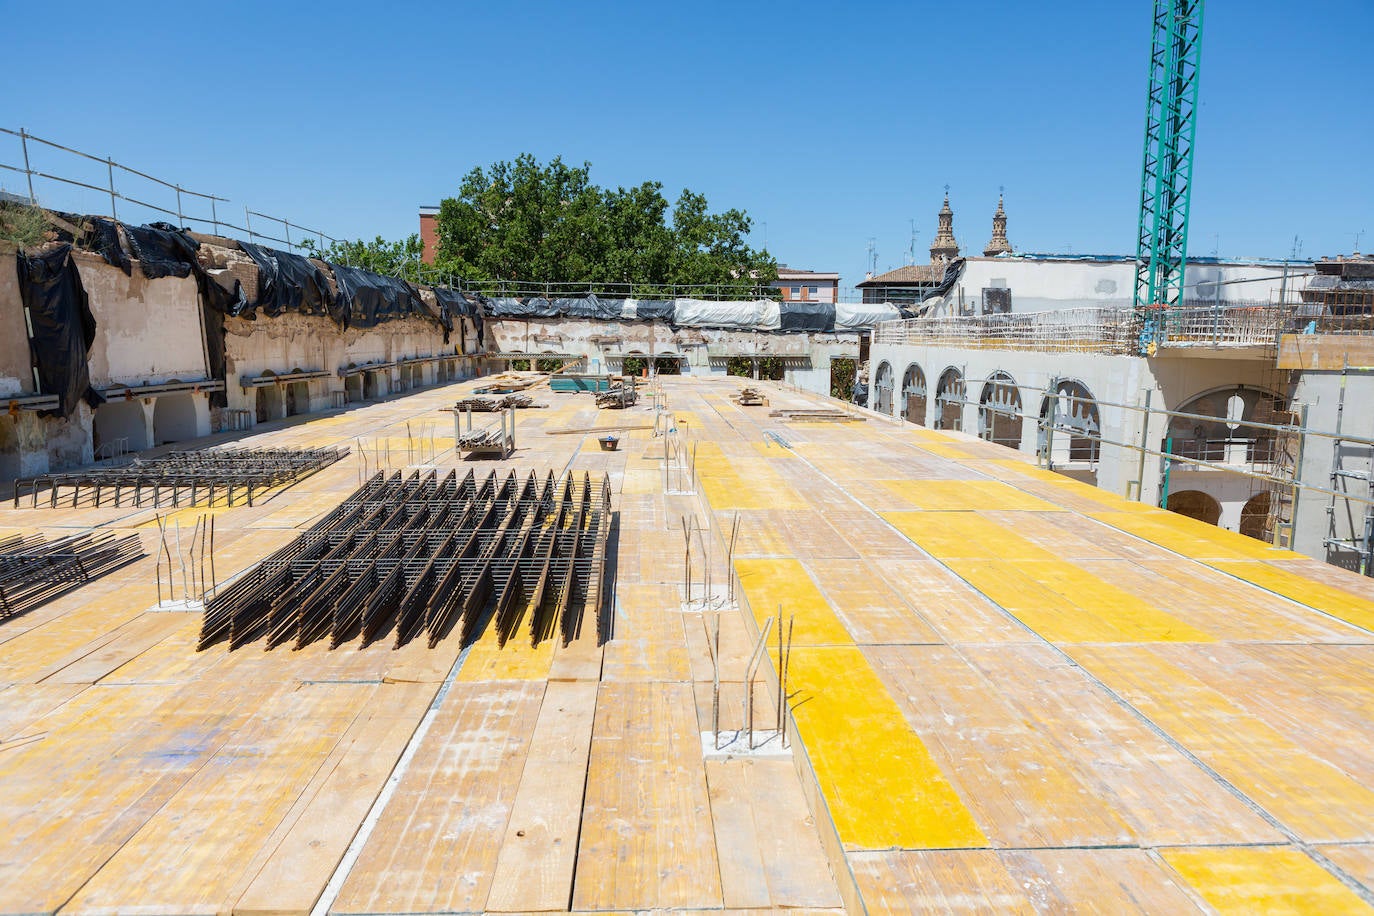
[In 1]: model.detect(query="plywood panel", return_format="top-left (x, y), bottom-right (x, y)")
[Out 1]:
top-left (1161, 846), bottom-right (1369, 914)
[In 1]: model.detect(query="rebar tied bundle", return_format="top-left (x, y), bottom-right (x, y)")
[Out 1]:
top-left (14, 446), bottom-right (348, 509)
top-left (198, 468), bottom-right (614, 652)
top-left (0, 532), bottom-right (144, 619)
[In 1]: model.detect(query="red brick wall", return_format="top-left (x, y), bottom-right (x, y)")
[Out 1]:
top-left (419, 212), bottom-right (439, 264)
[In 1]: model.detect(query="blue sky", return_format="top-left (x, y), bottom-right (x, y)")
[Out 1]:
top-left (3, 0), bottom-right (1370, 290)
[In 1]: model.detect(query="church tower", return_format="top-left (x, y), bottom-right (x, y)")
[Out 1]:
top-left (983, 192), bottom-right (1011, 257)
top-left (929, 191), bottom-right (960, 264)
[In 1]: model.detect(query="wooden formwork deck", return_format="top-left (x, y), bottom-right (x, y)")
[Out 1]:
top-left (0, 374), bottom-right (1370, 914)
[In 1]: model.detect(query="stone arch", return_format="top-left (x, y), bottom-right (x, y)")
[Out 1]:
top-left (1166, 489), bottom-right (1222, 526)
top-left (979, 371), bottom-right (1023, 450)
top-left (1240, 491), bottom-right (1272, 541)
top-left (873, 361), bottom-right (895, 416)
top-left (1167, 385), bottom-right (1286, 464)
top-left (1039, 378), bottom-right (1100, 463)
top-left (153, 393), bottom-right (199, 445)
top-left (935, 367), bottom-right (965, 431)
top-left (901, 363), bottom-right (927, 426)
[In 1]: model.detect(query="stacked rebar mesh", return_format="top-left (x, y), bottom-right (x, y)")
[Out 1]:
top-left (13, 447), bottom-right (348, 509)
top-left (453, 394), bottom-right (534, 412)
top-left (0, 532), bottom-right (144, 619)
top-left (198, 468), bottom-right (613, 652)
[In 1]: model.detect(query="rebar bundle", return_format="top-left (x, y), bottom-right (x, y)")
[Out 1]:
top-left (0, 532), bottom-right (144, 619)
top-left (14, 447), bottom-right (348, 509)
top-left (197, 468), bottom-right (614, 652)
top-left (454, 394), bottom-right (535, 412)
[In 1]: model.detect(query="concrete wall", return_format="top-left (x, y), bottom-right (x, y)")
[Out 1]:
top-left (926, 257), bottom-right (1310, 316)
top-left (78, 251), bottom-right (208, 387)
top-left (869, 339), bottom-right (1280, 533)
top-left (0, 247), bottom-right (33, 398)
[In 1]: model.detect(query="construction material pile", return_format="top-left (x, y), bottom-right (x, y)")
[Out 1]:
top-left (768, 408), bottom-right (863, 423)
top-left (0, 532), bottom-right (144, 619)
top-left (453, 394), bottom-right (535, 412)
top-left (596, 382), bottom-right (639, 409)
top-left (197, 468), bottom-right (614, 651)
top-left (733, 387), bottom-right (768, 407)
top-left (457, 425), bottom-right (508, 450)
top-left (13, 447), bottom-right (348, 509)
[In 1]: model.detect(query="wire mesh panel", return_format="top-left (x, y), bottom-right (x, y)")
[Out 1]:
top-left (197, 468), bottom-right (614, 652)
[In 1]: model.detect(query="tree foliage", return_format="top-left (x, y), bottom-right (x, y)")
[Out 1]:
top-left (433, 154), bottom-right (776, 295)
top-left (299, 234), bottom-right (425, 281)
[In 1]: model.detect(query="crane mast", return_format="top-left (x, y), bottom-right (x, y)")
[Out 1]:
top-left (1134, 0), bottom-right (1205, 353)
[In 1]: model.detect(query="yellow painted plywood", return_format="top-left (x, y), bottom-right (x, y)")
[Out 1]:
top-left (1208, 560), bottom-right (1374, 633)
top-left (879, 479), bottom-right (1065, 512)
top-left (883, 510), bottom-right (1061, 562)
top-left (733, 558), bottom-right (854, 647)
top-left (1162, 846), bottom-right (1371, 915)
top-left (785, 646), bottom-right (986, 850)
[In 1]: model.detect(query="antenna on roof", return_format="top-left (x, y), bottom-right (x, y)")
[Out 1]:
top-left (908, 219), bottom-right (917, 266)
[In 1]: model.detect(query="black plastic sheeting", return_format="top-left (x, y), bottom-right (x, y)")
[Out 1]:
top-left (85, 218), bottom-right (132, 275)
top-left (634, 299), bottom-right (676, 323)
top-left (484, 296), bottom-right (561, 319)
top-left (15, 245), bottom-right (103, 418)
top-left (779, 300), bottom-right (836, 332)
top-left (330, 264), bottom-right (429, 328)
top-left (552, 294), bottom-right (624, 321)
top-left (122, 222), bottom-right (199, 280)
top-left (432, 287), bottom-right (482, 345)
top-left (238, 242), bottom-right (336, 320)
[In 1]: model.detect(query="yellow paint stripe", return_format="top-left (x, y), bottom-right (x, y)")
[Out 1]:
top-left (884, 511), bottom-right (1061, 562)
top-left (1162, 847), bottom-right (1371, 915)
top-left (456, 619), bottom-right (555, 682)
top-left (947, 559), bottom-right (1212, 643)
top-left (1208, 561), bottom-right (1374, 634)
top-left (734, 558), bottom-right (854, 647)
top-left (1091, 510), bottom-right (1296, 561)
top-left (785, 646), bottom-right (987, 850)
top-left (879, 479), bottom-right (1064, 512)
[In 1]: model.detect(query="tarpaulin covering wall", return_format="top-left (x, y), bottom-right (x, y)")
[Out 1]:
top-left (484, 297), bottom-right (561, 319)
top-left (85, 218), bottom-right (131, 275)
top-left (779, 300), bottom-right (836, 332)
top-left (15, 245), bottom-right (102, 418)
top-left (238, 242), bottom-right (336, 320)
top-left (835, 302), bottom-right (901, 329)
top-left (552, 294), bottom-right (624, 320)
top-left (633, 299), bottom-right (675, 322)
top-left (330, 264), bottom-right (429, 328)
top-left (673, 298), bottom-right (781, 330)
top-left (431, 287), bottom-right (477, 344)
top-left (122, 222), bottom-right (199, 280)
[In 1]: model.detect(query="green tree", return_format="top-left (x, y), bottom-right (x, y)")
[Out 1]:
top-left (433, 154), bottom-right (776, 296)
top-left (299, 234), bottom-right (425, 281)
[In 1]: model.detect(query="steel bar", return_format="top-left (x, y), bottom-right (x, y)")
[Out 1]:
top-left (0, 531), bottom-right (143, 619)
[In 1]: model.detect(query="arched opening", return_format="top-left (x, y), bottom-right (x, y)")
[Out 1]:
top-left (935, 367), bottom-right (965, 431)
top-left (256, 386), bottom-right (283, 424)
top-left (363, 371), bottom-right (380, 400)
top-left (654, 356), bottom-right (682, 375)
top-left (285, 381), bottom-right (310, 417)
top-left (1167, 386), bottom-right (1285, 465)
top-left (901, 363), bottom-right (927, 426)
top-left (873, 361), bottom-right (895, 416)
top-left (1166, 489), bottom-right (1222, 526)
top-left (94, 398), bottom-right (150, 456)
top-left (979, 371), bottom-right (1023, 449)
top-left (344, 374), bottom-right (363, 403)
top-left (153, 393), bottom-right (199, 445)
top-left (1240, 491), bottom-right (1272, 541)
top-left (1039, 379), bottom-right (1100, 464)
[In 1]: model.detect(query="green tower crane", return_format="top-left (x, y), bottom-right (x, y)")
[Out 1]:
top-left (1134, 0), bottom-right (1205, 353)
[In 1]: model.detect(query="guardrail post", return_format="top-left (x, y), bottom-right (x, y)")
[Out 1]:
top-left (19, 128), bottom-right (35, 204)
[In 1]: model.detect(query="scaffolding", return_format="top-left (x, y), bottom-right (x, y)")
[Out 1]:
top-left (197, 468), bottom-right (614, 652)
top-left (1324, 366), bottom-right (1374, 573)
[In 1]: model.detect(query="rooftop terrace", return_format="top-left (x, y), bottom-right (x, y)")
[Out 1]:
top-left (1, 375), bottom-right (1372, 913)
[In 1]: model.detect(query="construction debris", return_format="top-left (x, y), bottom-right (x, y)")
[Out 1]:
top-left (197, 468), bottom-right (614, 652)
top-left (733, 387), bottom-right (769, 406)
top-left (13, 447), bottom-right (348, 509)
top-left (0, 532), bottom-right (143, 619)
top-left (453, 394), bottom-right (536, 412)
